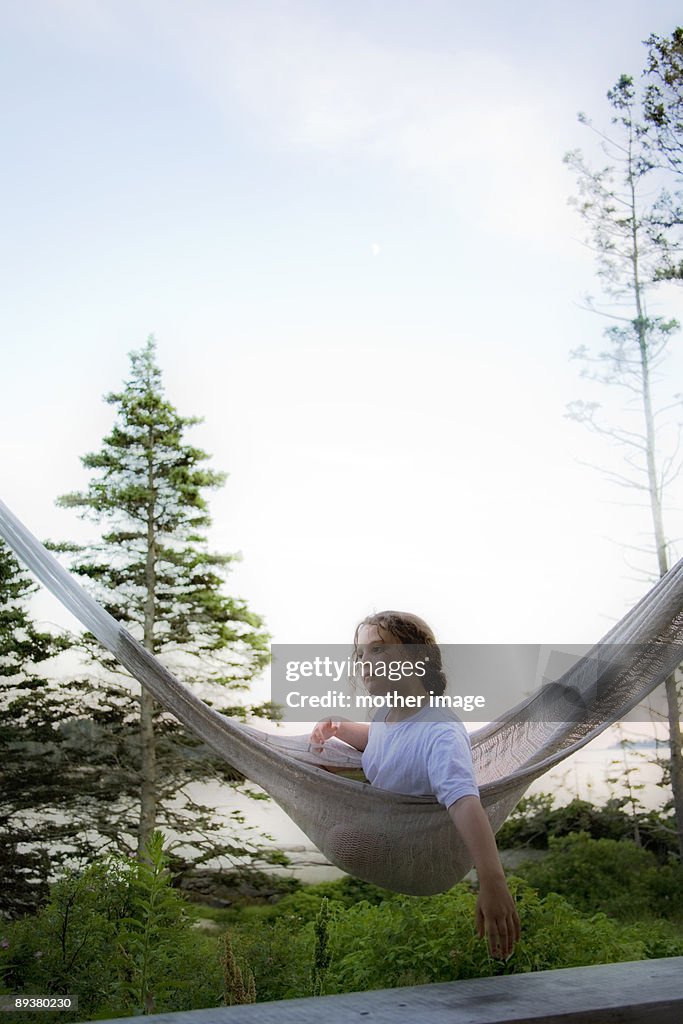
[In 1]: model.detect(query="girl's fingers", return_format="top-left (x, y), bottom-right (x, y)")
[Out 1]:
top-left (310, 719), bottom-right (340, 748)
top-left (488, 920), bottom-right (509, 958)
top-left (512, 911), bottom-right (521, 943)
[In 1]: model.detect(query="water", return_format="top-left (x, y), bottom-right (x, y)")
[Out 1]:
top-left (525, 741), bottom-right (666, 809)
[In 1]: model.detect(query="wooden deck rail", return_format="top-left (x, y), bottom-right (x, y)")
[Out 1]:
top-left (81, 956), bottom-right (683, 1024)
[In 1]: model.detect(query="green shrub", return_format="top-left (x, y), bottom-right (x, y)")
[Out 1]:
top-left (644, 861), bottom-right (683, 921)
top-left (231, 913), bottom-right (315, 1002)
top-left (6, 843), bottom-right (681, 1016)
top-left (514, 832), bottom-right (683, 920)
top-left (0, 832), bottom-right (222, 1021)
top-left (0, 858), bottom-right (128, 1013)
top-left (497, 794), bottom-right (677, 861)
top-left (620, 918), bottom-right (683, 959)
top-left (229, 877), bottom-right (679, 1001)
top-left (497, 793), bottom-right (557, 849)
top-left (273, 876), bottom-right (393, 917)
top-left (327, 881), bottom-right (654, 992)
top-left (310, 897), bottom-right (332, 996)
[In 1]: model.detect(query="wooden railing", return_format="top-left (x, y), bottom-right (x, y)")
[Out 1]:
top-left (79, 956), bottom-right (683, 1023)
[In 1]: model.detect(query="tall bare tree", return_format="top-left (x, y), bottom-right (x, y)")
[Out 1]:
top-left (565, 75), bottom-right (683, 858)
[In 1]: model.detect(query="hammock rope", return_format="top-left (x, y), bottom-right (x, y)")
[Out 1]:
top-left (1, 497), bottom-right (682, 895)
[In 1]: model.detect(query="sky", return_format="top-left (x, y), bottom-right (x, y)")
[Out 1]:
top-left (2, 1), bottom-right (683, 760)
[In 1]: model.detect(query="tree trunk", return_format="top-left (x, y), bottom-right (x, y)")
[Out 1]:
top-left (665, 674), bottom-right (683, 859)
top-left (638, 349), bottom-right (683, 859)
top-left (629, 174), bottom-right (683, 860)
top-left (138, 687), bottom-right (157, 855)
top-left (138, 450), bottom-right (158, 856)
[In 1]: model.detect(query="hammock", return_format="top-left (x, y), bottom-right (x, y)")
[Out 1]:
top-left (1, 497), bottom-right (682, 896)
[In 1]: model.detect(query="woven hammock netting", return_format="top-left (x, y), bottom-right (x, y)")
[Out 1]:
top-left (1, 497), bottom-right (683, 896)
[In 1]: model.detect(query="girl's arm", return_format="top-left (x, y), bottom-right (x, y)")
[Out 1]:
top-left (448, 795), bottom-right (521, 958)
top-left (309, 718), bottom-right (370, 752)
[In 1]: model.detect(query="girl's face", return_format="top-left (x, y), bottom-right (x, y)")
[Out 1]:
top-left (355, 620), bottom-right (432, 702)
top-left (355, 622), bottom-right (400, 695)
top-left (356, 614), bottom-right (423, 696)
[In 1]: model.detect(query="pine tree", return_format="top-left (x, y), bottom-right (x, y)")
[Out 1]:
top-left (0, 540), bottom-right (75, 916)
top-left (53, 337), bottom-right (271, 859)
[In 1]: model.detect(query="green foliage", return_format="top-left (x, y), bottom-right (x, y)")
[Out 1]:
top-left (230, 914), bottom-right (315, 1003)
top-left (310, 897), bottom-right (332, 996)
top-left (0, 542), bottom-right (69, 676)
top-left (514, 833), bottom-right (683, 920)
top-left (496, 793), bottom-right (555, 849)
top-left (114, 831), bottom-right (196, 1013)
top-left (0, 833), bottom-right (222, 1021)
top-left (55, 337), bottom-right (269, 675)
top-left (0, 541), bottom-right (78, 918)
top-left (642, 27), bottom-right (683, 279)
top-left (270, 876), bottom-right (391, 921)
top-left (327, 883), bottom-right (647, 991)
top-left (221, 931), bottom-right (255, 1005)
top-left (1, 858), bottom-right (129, 1009)
top-left (496, 792), bottom-right (678, 862)
top-left (6, 855), bottom-right (682, 1016)
top-left (228, 877), bottom-right (683, 1002)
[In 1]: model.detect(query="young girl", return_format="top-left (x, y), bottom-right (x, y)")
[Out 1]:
top-left (310, 610), bottom-right (521, 959)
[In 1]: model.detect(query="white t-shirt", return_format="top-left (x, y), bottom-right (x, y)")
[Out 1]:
top-left (360, 704), bottom-right (480, 809)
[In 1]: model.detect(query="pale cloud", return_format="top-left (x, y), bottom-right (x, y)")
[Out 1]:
top-left (40, 0), bottom-right (574, 244)
top-left (11, 0), bottom-right (127, 50)
top-left (158, 2), bottom-right (574, 241)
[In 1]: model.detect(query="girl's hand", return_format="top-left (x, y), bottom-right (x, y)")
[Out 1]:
top-left (309, 718), bottom-right (341, 753)
top-left (475, 877), bottom-right (521, 959)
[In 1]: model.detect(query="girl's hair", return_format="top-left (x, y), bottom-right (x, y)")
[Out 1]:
top-left (353, 610), bottom-right (448, 696)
